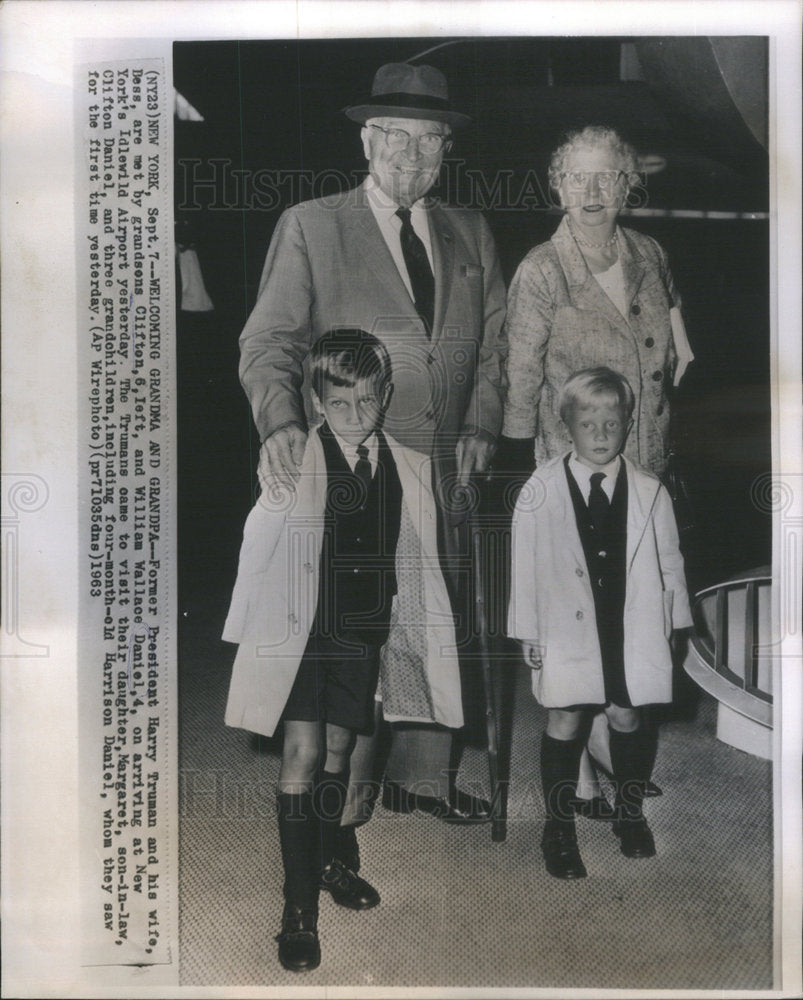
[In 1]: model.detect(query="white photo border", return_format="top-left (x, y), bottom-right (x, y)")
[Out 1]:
top-left (1, 2), bottom-right (800, 997)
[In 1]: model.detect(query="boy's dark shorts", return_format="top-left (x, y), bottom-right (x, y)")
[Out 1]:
top-left (282, 633), bottom-right (381, 733)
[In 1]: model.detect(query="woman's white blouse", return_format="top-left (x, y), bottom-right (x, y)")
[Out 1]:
top-left (593, 256), bottom-right (627, 317)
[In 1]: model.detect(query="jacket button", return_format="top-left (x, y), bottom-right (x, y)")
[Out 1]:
top-left (652, 370), bottom-right (662, 381)
top-left (575, 567), bottom-right (583, 577)
top-left (644, 337), bottom-right (654, 348)
top-left (597, 577), bottom-right (604, 587)
top-left (598, 550), bottom-right (607, 558)
top-left (353, 568), bottom-right (360, 574)
top-left (576, 610), bottom-right (584, 620)
top-left (631, 303), bottom-right (641, 315)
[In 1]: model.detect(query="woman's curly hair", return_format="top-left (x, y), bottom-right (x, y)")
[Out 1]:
top-left (548, 125), bottom-right (640, 191)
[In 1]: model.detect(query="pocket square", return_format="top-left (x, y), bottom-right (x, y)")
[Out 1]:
top-left (462, 263), bottom-right (484, 279)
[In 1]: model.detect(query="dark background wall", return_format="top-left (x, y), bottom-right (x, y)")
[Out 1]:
top-left (173, 36), bottom-right (771, 616)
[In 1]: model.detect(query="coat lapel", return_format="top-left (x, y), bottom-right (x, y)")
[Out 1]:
top-left (547, 456), bottom-right (588, 575)
top-left (385, 435), bottom-right (434, 547)
top-left (617, 226), bottom-right (647, 315)
top-left (624, 457), bottom-right (659, 573)
top-left (349, 184), bottom-right (418, 315)
top-left (551, 215), bottom-right (643, 345)
top-left (426, 202), bottom-right (455, 343)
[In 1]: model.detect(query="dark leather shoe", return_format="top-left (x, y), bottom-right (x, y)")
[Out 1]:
top-left (644, 780), bottom-right (663, 798)
top-left (382, 780), bottom-right (491, 824)
top-left (275, 904), bottom-right (320, 972)
top-left (541, 820), bottom-right (587, 880)
top-left (320, 858), bottom-right (380, 910)
top-left (613, 817), bottom-right (657, 858)
top-left (572, 795), bottom-right (615, 821)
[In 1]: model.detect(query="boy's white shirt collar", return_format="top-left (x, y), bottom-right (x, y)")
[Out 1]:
top-left (568, 452), bottom-right (621, 503)
top-left (328, 426), bottom-right (378, 474)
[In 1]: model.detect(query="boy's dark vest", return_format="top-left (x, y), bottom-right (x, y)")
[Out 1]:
top-left (313, 422), bottom-right (403, 645)
top-left (565, 456), bottom-right (630, 706)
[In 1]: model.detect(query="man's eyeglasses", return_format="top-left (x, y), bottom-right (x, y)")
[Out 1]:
top-left (368, 123), bottom-right (452, 155)
top-left (560, 170), bottom-right (628, 189)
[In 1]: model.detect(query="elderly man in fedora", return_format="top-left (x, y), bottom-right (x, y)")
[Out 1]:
top-left (236, 60), bottom-right (507, 911)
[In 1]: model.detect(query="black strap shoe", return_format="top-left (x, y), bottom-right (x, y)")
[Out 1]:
top-left (382, 780), bottom-right (491, 824)
top-left (275, 904), bottom-right (321, 972)
top-left (320, 858), bottom-right (380, 910)
top-left (541, 819), bottom-right (587, 880)
top-left (613, 817), bottom-right (657, 858)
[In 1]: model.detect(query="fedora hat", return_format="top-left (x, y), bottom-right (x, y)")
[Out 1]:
top-left (344, 62), bottom-right (471, 129)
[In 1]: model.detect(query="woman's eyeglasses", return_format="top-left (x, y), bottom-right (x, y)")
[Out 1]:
top-left (561, 170), bottom-right (628, 189)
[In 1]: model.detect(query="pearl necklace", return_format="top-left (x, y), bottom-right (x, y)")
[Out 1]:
top-left (569, 220), bottom-right (618, 249)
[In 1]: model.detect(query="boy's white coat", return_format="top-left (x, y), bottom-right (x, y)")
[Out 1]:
top-left (222, 428), bottom-right (464, 737)
top-left (508, 453), bottom-right (692, 708)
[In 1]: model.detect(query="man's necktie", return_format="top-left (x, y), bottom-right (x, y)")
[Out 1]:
top-left (396, 207), bottom-right (435, 337)
top-left (588, 472), bottom-right (609, 531)
top-left (354, 444), bottom-right (373, 495)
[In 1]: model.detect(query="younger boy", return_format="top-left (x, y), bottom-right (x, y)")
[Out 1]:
top-left (508, 367), bottom-right (692, 880)
top-left (223, 328), bottom-right (462, 970)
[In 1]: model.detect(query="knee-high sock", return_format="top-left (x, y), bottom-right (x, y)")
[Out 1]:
top-left (276, 792), bottom-right (319, 909)
top-left (540, 734), bottom-right (584, 824)
top-left (609, 727), bottom-right (649, 821)
top-left (313, 770), bottom-right (349, 872)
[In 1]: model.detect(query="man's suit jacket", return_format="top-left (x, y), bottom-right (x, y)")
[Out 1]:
top-left (502, 216), bottom-right (681, 474)
top-left (239, 182), bottom-right (507, 477)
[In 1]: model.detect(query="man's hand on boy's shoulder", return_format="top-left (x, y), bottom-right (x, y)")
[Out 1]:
top-left (258, 423), bottom-right (308, 493)
top-left (521, 641), bottom-right (545, 670)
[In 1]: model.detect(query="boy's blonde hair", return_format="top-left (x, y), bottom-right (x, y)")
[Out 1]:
top-left (559, 367), bottom-right (635, 423)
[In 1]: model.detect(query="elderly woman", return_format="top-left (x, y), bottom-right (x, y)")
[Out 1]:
top-left (501, 124), bottom-right (693, 820)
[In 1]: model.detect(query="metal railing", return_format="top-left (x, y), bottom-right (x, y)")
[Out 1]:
top-left (685, 567), bottom-right (772, 727)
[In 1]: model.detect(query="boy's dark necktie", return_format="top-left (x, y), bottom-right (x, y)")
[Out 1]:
top-left (588, 472), bottom-right (609, 531)
top-left (354, 444), bottom-right (373, 493)
top-left (396, 207), bottom-right (434, 336)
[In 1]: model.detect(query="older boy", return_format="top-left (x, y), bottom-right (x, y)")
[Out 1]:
top-left (508, 367), bottom-right (691, 880)
top-left (223, 329), bottom-right (462, 970)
